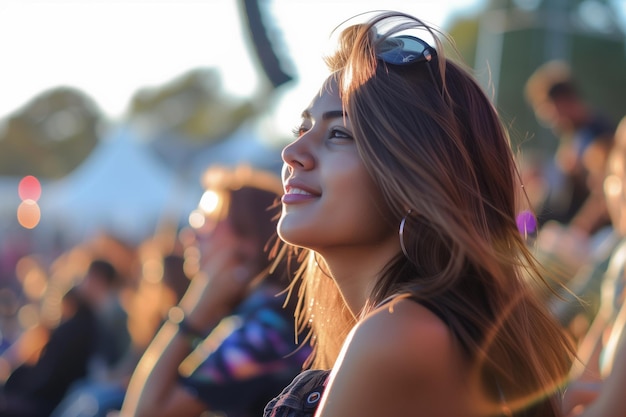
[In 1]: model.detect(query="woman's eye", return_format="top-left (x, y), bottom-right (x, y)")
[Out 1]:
top-left (330, 129), bottom-right (352, 140)
top-left (290, 125), bottom-right (351, 140)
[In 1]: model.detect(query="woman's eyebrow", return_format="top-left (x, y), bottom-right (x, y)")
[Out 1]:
top-left (300, 109), bottom-right (347, 121)
top-left (322, 110), bottom-right (346, 121)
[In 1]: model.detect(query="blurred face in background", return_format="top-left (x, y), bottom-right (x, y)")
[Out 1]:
top-left (604, 120), bottom-right (626, 235)
top-left (189, 185), bottom-right (280, 281)
top-left (197, 218), bottom-right (259, 277)
top-left (194, 191), bottom-right (258, 279)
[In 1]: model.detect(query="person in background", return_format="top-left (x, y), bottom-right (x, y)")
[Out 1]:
top-left (264, 11), bottom-right (574, 417)
top-left (78, 259), bottom-right (131, 381)
top-left (542, 129), bottom-right (618, 342)
top-left (117, 165), bottom-right (310, 417)
top-left (50, 253), bottom-right (191, 417)
top-left (525, 60), bottom-right (616, 234)
top-left (561, 115), bottom-right (626, 416)
top-left (524, 61), bottom-right (616, 278)
top-left (0, 284), bottom-right (97, 417)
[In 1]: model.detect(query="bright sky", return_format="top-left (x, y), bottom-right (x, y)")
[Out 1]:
top-left (0, 0), bottom-right (485, 138)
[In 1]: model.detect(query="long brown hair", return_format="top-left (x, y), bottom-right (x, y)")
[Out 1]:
top-left (283, 11), bottom-right (574, 417)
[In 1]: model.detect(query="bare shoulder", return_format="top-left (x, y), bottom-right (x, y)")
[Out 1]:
top-left (317, 298), bottom-right (475, 416)
top-left (352, 297), bottom-right (456, 365)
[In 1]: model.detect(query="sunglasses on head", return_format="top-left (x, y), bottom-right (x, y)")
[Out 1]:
top-left (376, 35), bottom-right (436, 66)
top-left (376, 35), bottom-right (440, 94)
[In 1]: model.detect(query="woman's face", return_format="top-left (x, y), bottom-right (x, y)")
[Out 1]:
top-left (278, 77), bottom-right (395, 254)
top-left (605, 123), bottom-right (626, 236)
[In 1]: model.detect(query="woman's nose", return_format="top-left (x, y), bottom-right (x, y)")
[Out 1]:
top-left (281, 136), bottom-right (315, 172)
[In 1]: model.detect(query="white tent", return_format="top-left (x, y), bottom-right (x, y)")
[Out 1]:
top-left (39, 124), bottom-right (199, 245)
top-left (37, 121), bottom-right (283, 246)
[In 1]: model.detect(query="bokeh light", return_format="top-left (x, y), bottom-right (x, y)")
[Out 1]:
top-left (18, 175), bottom-right (42, 201)
top-left (604, 174), bottom-right (622, 198)
top-left (188, 209), bottom-right (206, 229)
top-left (17, 200), bottom-right (41, 229)
top-left (142, 257), bottom-right (164, 285)
top-left (198, 190), bottom-right (220, 215)
top-left (22, 265), bottom-right (48, 301)
top-left (17, 303), bottom-right (41, 329)
top-left (516, 210), bottom-right (537, 236)
top-left (15, 256), bottom-right (48, 301)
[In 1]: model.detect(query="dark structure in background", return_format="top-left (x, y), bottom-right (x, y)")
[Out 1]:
top-left (240, 0), bottom-right (295, 89)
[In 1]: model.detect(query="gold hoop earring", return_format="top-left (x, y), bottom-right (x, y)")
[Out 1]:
top-left (399, 209), bottom-right (413, 258)
top-left (313, 252), bottom-right (332, 278)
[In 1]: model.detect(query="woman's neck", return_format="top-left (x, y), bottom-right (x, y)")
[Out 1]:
top-left (319, 236), bottom-right (400, 316)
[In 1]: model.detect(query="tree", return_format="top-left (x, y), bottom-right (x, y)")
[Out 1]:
top-left (127, 68), bottom-right (255, 143)
top-left (0, 87), bottom-right (104, 178)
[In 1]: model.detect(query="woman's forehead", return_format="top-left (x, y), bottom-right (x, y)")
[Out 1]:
top-left (305, 76), bottom-right (342, 116)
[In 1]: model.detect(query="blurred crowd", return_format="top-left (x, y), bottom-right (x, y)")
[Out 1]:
top-left (522, 60), bottom-right (626, 416)
top-left (0, 230), bottom-right (186, 416)
top-left (0, 164), bottom-right (309, 417)
top-left (0, 57), bottom-right (624, 417)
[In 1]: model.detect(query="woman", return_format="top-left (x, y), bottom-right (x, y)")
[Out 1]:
top-left (265, 11), bottom-right (574, 417)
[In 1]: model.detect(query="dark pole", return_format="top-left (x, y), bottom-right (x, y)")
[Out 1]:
top-left (240, 0), bottom-right (295, 89)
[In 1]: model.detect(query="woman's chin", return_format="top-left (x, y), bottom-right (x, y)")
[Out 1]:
top-left (277, 221), bottom-right (315, 249)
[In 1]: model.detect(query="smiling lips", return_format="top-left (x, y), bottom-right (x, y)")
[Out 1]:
top-left (282, 184), bottom-right (319, 204)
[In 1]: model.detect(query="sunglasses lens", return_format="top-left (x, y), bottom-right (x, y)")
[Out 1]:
top-left (377, 36), bottom-right (432, 65)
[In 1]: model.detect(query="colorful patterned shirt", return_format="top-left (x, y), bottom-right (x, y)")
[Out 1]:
top-left (179, 284), bottom-right (311, 417)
